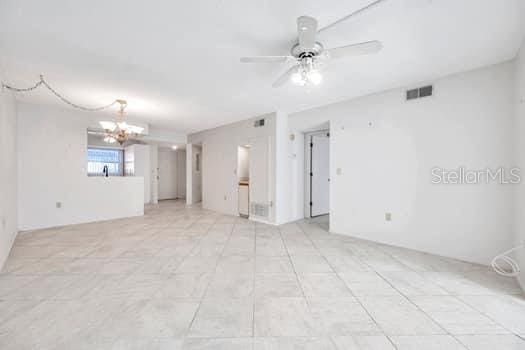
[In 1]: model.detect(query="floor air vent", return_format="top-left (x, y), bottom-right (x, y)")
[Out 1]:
top-left (406, 85), bottom-right (433, 100)
top-left (250, 202), bottom-right (269, 218)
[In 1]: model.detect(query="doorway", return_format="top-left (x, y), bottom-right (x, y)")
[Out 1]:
top-left (237, 145), bottom-right (250, 217)
top-left (158, 147), bottom-right (186, 200)
top-left (306, 131), bottom-right (330, 217)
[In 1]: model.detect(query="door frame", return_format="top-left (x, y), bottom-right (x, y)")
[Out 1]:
top-left (304, 130), bottom-right (330, 218)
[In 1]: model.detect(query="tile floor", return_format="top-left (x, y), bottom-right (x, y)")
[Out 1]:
top-left (1, 200), bottom-right (525, 349)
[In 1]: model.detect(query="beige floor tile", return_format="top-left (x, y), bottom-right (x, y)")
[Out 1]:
top-left (190, 298), bottom-right (253, 337)
top-left (255, 273), bottom-right (303, 299)
top-left (411, 296), bottom-right (509, 335)
top-left (358, 295), bottom-right (445, 335)
top-left (390, 335), bottom-right (467, 349)
top-left (298, 273), bottom-right (353, 298)
top-left (254, 297), bottom-right (316, 336)
top-left (455, 335), bottom-right (525, 350)
top-left (331, 335), bottom-right (395, 350)
top-left (255, 256), bottom-right (294, 273)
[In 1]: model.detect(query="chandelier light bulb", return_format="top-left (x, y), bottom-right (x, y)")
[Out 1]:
top-left (103, 136), bottom-right (116, 143)
top-left (99, 121), bottom-right (117, 132)
top-left (117, 121), bottom-right (129, 130)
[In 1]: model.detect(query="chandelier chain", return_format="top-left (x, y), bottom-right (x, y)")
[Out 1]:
top-left (2, 75), bottom-right (119, 112)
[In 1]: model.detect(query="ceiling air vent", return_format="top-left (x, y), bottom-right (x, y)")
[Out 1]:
top-left (406, 85), bottom-right (433, 101)
top-left (254, 119), bottom-right (265, 127)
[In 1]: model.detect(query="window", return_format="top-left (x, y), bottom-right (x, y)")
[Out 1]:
top-left (87, 148), bottom-right (124, 176)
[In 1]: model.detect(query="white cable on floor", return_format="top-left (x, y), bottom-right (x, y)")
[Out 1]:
top-left (491, 242), bottom-right (524, 277)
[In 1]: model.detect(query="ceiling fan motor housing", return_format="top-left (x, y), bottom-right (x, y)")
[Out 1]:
top-left (291, 42), bottom-right (324, 58)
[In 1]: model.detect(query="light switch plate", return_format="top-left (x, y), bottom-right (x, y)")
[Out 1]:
top-left (385, 212), bottom-right (392, 221)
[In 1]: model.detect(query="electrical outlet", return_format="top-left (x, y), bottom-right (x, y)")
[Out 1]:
top-left (56, 202), bottom-right (62, 209)
top-left (385, 212), bottom-right (392, 221)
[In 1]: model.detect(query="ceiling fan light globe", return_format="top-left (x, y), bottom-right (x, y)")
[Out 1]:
top-left (291, 71), bottom-right (305, 86)
top-left (307, 70), bottom-right (322, 85)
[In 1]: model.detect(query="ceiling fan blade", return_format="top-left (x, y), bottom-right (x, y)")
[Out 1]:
top-left (318, 0), bottom-right (387, 34)
top-left (326, 40), bottom-right (382, 59)
top-left (240, 56), bottom-right (291, 63)
top-left (272, 65), bottom-right (298, 88)
top-left (297, 16), bottom-right (318, 50)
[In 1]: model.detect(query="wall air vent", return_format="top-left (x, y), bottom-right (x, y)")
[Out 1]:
top-left (406, 85), bottom-right (433, 101)
top-left (250, 202), bottom-right (269, 218)
top-left (254, 119), bottom-right (265, 127)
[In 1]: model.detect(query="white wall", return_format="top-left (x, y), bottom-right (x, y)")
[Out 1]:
top-left (274, 111), bottom-right (293, 224)
top-left (150, 144), bottom-right (159, 204)
top-left (177, 150), bottom-right (186, 199)
top-left (514, 39), bottom-right (525, 288)
top-left (189, 114), bottom-right (277, 222)
top-left (17, 103), bottom-right (144, 230)
top-left (125, 144), bottom-right (151, 204)
top-left (289, 62), bottom-right (515, 265)
top-left (186, 145), bottom-right (193, 205)
top-left (185, 144), bottom-right (202, 205)
top-left (144, 126), bottom-right (187, 145)
top-left (191, 145), bottom-right (202, 203)
top-left (0, 90), bottom-right (17, 268)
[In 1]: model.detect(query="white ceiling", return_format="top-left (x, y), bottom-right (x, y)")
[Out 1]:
top-left (1, 0), bottom-right (523, 133)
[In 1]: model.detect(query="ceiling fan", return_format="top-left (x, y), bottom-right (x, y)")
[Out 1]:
top-left (240, 0), bottom-right (386, 88)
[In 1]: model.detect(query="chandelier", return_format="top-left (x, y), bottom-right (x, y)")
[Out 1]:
top-left (1, 75), bottom-right (144, 144)
top-left (98, 100), bottom-right (144, 144)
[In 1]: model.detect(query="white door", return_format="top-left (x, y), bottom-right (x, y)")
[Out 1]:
top-left (158, 149), bottom-right (178, 200)
top-left (310, 133), bottom-right (330, 217)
